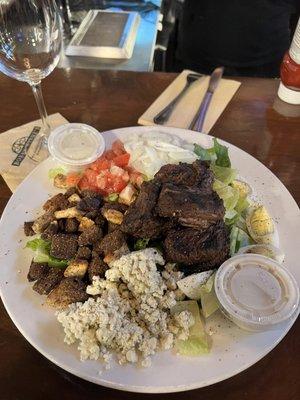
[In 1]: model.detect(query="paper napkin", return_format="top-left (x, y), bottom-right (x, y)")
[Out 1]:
top-left (0, 113), bottom-right (68, 192)
top-left (138, 70), bottom-right (241, 133)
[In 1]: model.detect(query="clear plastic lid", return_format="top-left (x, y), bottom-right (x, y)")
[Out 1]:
top-left (215, 254), bottom-right (299, 331)
top-left (48, 123), bottom-right (105, 166)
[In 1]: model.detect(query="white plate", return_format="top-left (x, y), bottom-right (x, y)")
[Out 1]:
top-left (0, 126), bottom-right (299, 393)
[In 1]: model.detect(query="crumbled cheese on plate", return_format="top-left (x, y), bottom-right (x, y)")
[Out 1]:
top-left (57, 248), bottom-right (193, 368)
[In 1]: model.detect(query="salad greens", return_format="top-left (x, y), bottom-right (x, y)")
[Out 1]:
top-left (105, 193), bottom-right (119, 202)
top-left (199, 273), bottom-right (219, 318)
top-left (26, 238), bottom-right (68, 268)
top-left (171, 301), bottom-right (210, 356)
top-left (194, 138), bottom-right (231, 167)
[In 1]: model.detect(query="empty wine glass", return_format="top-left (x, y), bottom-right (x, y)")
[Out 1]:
top-left (0, 0), bottom-right (62, 162)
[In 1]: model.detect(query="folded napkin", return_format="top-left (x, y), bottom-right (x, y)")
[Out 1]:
top-left (138, 70), bottom-right (241, 133)
top-left (0, 113), bottom-right (68, 193)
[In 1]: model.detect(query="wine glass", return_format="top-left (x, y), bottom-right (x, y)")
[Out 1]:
top-left (0, 0), bottom-right (62, 162)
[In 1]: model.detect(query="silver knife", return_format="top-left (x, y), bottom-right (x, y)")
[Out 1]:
top-left (189, 67), bottom-right (224, 132)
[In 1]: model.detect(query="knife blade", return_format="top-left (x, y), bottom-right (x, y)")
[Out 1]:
top-left (189, 67), bottom-right (224, 132)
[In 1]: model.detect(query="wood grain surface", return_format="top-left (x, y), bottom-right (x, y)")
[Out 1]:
top-left (0, 69), bottom-right (299, 400)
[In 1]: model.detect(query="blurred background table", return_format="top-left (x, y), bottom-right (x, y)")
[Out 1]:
top-left (0, 68), bottom-right (299, 399)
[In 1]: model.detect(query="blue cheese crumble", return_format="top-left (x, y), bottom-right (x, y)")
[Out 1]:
top-left (57, 248), bottom-right (193, 368)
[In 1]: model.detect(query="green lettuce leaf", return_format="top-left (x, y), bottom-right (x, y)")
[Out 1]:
top-left (26, 238), bottom-right (68, 268)
top-left (194, 144), bottom-right (217, 162)
top-left (230, 226), bottom-right (252, 256)
top-left (171, 301), bottom-right (210, 356)
top-left (211, 165), bottom-right (237, 185)
top-left (213, 138), bottom-right (231, 167)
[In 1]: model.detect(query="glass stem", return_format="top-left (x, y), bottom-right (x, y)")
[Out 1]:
top-left (31, 82), bottom-right (51, 136)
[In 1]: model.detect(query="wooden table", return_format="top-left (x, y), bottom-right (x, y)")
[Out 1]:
top-left (0, 69), bottom-right (299, 400)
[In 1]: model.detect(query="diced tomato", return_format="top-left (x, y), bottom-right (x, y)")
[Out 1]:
top-left (90, 157), bottom-right (111, 172)
top-left (104, 150), bottom-right (116, 160)
top-left (113, 177), bottom-right (127, 193)
top-left (121, 170), bottom-right (130, 182)
top-left (96, 173), bottom-right (108, 190)
top-left (84, 168), bottom-right (98, 187)
top-left (78, 176), bottom-right (91, 191)
top-left (112, 139), bottom-right (125, 156)
top-left (113, 153), bottom-right (130, 167)
top-left (66, 172), bottom-right (81, 187)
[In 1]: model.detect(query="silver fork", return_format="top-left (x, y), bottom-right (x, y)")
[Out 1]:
top-left (153, 72), bottom-right (203, 125)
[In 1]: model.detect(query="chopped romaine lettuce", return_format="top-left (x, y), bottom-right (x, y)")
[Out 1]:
top-left (213, 181), bottom-right (239, 210)
top-left (134, 238), bottom-right (150, 251)
top-left (171, 301), bottom-right (210, 356)
top-left (212, 138), bottom-right (231, 167)
top-left (211, 164), bottom-right (237, 185)
top-left (199, 274), bottom-right (219, 318)
top-left (177, 270), bottom-right (214, 300)
top-left (194, 138), bottom-right (231, 167)
top-left (26, 238), bottom-right (68, 268)
top-left (48, 166), bottom-right (66, 179)
top-left (105, 193), bottom-right (119, 202)
top-left (230, 226), bottom-right (252, 256)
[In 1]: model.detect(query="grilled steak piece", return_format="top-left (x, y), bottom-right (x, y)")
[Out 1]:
top-left (157, 183), bottom-right (225, 229)
top-left (27, 261), bottom-right (49, 282)
top-left (121, 181), bottom-right (162, 238)
top-left (57, 219), bottom-right (66, 232)
top-left (76, 246), bottom-right (92, 260)
top-left (43, 193), bottom-right (69, 212)
top-left (46, 277), bottom-right (88, 308)
top-left (154, 160), bottom-right (213, 191)
top-left (24, 221), bottom-right (35, 236)
top-left (33, 268), bottom-right (64, 295)
top-left (88, 257), bottom-right (108, 281)
top-left (94, 213), bottom-right (106, 227)
top-left (50, 234), bottom-right (78, 260)
top-left (65, 218), bottom-right (79, 233)
top-left (97, 229), bottom-right (127, 255)
top-left (164, 221), bottom-right (230, 270)
top-left (78, 225), bottom-right (103, 246)
top-left (154, 163), bottom-right (197, 186)
top-left (41, 221), bottom-right (58, 241)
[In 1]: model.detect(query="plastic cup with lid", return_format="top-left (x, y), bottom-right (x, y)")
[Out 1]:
top-left (214, 254), bottom-right (299, 332)
top-left (48, 123), bottom-right (105, 170)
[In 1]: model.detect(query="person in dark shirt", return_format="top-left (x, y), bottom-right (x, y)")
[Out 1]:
top-left (173, 0), bottom-right (299, 77)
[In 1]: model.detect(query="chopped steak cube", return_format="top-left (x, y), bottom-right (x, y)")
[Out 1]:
top-left (33, 268), bottom-right (64, 295)
top-left (46, 278), bottom-right (88, 309)
top-left (84, 210), bottom-right (98, 220)
top-left (76, 246), bottom-right (92, 260)
top-left (50, 234), bottom-right (78, 260)
top-left (78, 225), bottom-right (103, 246)
top-left (65, 187), bottom-right (80, 198)
top-left (121, 181), bottom-right (162, 239)
top-left (88, 257), bottom-right (108, 282)
top-left (65, 218), bottom-right (79, 233)
top-left (97, 229), bottom-right (127, 255)
top-left (41, 221), bottom-right (58, 241)
top-left (43, 193), bottom-right (69, 212)
top-left (77, 197), bottom-right (102, 212)
top-left (27, 261), bottom-right (49, 282)
top-left (157, 183), bottom-right (225, 229)
top-left (24, 221), bottom-right (35, 236)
